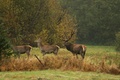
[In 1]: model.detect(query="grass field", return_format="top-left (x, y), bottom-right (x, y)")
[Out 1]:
top-left (0, 70), bottom-right (120, 80)
top-left (0, 45), bottom-right (120, 80)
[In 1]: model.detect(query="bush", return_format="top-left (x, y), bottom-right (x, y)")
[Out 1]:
top-left (0, 21), bottom-right (12, 60)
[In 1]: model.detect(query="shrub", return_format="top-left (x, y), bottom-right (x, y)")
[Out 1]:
top-left (0, 21), bottom-right (12, 60)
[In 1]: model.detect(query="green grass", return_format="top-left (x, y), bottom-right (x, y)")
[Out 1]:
top-left (31, 45), bottom-right (119, 62)
top-left (0, 70), bottom-right (120, 80)
top-left (31, 45), bottom-right (117, 56)
top-left (87, 45), bottom-right (116, 55)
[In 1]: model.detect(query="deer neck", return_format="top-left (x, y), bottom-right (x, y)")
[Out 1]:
top-left (37, 42), bottom-right (43, 49)
top-left (64, 42), bottom-right (73, 51)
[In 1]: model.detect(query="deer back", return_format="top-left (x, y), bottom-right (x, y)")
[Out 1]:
top-left (12, 45), bottom-right (32, 53)
top-left (72, 44), bottom-right (84, 53)
top-left (41, 45), bottom-right (59, 52)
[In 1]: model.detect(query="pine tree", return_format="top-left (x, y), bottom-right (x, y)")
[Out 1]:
top-left (0, 20), bottom-right (12, 59)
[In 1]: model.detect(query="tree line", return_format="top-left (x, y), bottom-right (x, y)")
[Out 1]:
top-left (59, 0), bottom-right (120, 45)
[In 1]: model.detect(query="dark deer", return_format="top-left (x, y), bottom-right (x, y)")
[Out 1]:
top-left (12, 45), bottom-right (32, 59)
top-left (62, 30), bottom-right (86, 59)
top-left (35, 38), bottom-right (60, 56)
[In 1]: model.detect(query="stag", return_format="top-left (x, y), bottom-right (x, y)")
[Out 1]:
top-left (35, 38), bottom-right (60, 56)
top-left (62, 30), bottom-right (86, 59)
top-left (12, 45), bottom-right (32, 59)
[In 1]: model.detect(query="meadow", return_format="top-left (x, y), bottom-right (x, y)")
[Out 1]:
top-left (0, 45), bottom-right (120, 80)
top-left (0, 70), bottom-right (120, 80)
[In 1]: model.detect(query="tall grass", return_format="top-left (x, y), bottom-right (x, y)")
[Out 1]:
top-left (0, 46), bottom-right (120, 75)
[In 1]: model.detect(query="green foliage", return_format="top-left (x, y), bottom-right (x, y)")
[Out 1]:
top-left (0, 0), bottom-right (77, 46)
top-left (0, 21), bottom-right (12, 59)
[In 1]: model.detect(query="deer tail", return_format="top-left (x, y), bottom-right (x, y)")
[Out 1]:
top-left (28, 45), bottom-right (32, 50)
top-left (82, 45), bottom-right (86, 52)
top-left (56, 45), bottom-right (60, 49)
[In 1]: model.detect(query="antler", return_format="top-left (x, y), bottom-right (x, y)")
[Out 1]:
top-left (62, 29), bottom-right (76, 42)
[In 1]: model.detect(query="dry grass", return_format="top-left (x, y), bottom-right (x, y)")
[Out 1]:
top-left (0, 46), bottom-right (120, 75)
top-left (0, 55), bottom-right (119, 75)
top-left (0, 57), bottom-right (42, 71)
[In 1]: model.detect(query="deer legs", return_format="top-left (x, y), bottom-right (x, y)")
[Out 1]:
top-left (26, 52), bottom-right (30, 59)
top-left (81, 52), bottom-right (86, 59)
top-left (42, 53), bottom-right (46, 56)
top-left (76, 54), bottom-right (78, 59)
top-left (72, 52), bottom-right (85, 59)
top-left (53, 49), bottom-right (58, 55)
top-left (18, 52), bottom-right (21, 58)
top-left (72, 53), bottom-right (78, 59)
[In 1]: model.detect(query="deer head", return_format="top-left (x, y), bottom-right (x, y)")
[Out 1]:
top-left (34, 38), bottom-right (42, 43)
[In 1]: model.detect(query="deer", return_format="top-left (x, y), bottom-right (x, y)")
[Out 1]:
top-left (11, 45), bottom-right (32, 59)
top-left (35, 38), bottom-right (60, 56)
top-left (62, 30), bottom-right (86, 59)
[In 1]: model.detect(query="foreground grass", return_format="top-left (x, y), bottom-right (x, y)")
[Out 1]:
top-left (0, 70), bottom-right (120, 80)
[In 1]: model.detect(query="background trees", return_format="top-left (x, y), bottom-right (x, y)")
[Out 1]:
top-left (59, 0), bottom-right (120, 45)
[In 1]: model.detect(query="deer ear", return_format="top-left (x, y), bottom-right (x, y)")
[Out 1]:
top-left (34, 37), bottom-right (41, 42)
top-left (34, 39), bottom-right (38, 42)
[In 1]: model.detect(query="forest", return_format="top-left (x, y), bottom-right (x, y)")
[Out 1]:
top-left (60, 0), bottom-right (120, 45)
top-left (0, 0), bottom-right (120, 58)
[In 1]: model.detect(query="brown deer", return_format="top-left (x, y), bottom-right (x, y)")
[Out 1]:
top-left (35, 38), bottom-right (60, 56)
top-left (12, 45), bottom-right (32, 59)
top-left (62, 30), bottom-right (86, 59)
